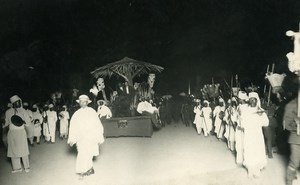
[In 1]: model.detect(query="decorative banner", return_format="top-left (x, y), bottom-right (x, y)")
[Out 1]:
top-left (201, 84), bottom-right (220, 98)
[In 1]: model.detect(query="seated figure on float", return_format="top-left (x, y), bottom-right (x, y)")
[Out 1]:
top-left (136, 97), bottom-right (160, 128)
top-left (97, 100), bottom-right (112, 120)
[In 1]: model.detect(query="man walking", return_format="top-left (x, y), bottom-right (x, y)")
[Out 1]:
top-left (68, 95), bottom-right (105, 179)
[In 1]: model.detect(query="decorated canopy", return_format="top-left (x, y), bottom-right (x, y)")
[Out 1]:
top-left (91, 57), bottom-right (164, 86)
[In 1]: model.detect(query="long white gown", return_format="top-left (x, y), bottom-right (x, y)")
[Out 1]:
top-left (68, 106), bottom-right (104, 174)
top-left (242, 107), bottom-right (269, 171)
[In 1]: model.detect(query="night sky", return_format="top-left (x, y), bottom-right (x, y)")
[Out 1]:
top-left (1, 0), bottom-right (300, 103)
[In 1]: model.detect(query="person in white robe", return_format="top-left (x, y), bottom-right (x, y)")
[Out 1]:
top-left (32, 104), bottom-right (43, 144)
top-left (4, 95), bottom-right (31, 173)
top-left (43, 104), bottom-right (57, 143)
top-left (59, 105), bottom-right (70, 139)
top-left (97, 100), bottom-right (112, 119)
top-left (224, 98), bottom-right (238, 151)
top-left (136, 98), bottom-right (160, 128)
top-left (2, 103), bottom-right (13, 148)
top-left (236, 91), bottom-right (249, 166)
top-left (68, 95), bottom-right (104, 179)
top-left (202, 100), bottom-right (213, 134)
top-left (213, 98), bottom-right (226, 139)
top-left (23, 102), bottom-right (34, 146)
top-left (42, 105), bottom-right (50, 142)
top-left (242, 92), bottom-right (269, 178)
top-left (193, 99), bottom-right (204, 135)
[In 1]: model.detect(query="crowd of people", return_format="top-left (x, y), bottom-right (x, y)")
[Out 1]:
top-left (191, 91), bottom-right (273, 178)
top-left (0, 94), bottom-right (111, 178)
top-left (0, 77), bottom-right (299, 184)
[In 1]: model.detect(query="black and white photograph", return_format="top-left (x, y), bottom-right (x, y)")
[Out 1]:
top-left (0, 0), bottom-right (300, 185)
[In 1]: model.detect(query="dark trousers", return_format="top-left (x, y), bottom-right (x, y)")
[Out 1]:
top-left (263, 126), bottom-right (276, 157)
top-left (286, 144), bottom-right (300, 185)
top-left (289, 144), bottom-right (300, 170)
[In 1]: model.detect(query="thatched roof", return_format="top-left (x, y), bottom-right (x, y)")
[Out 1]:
top-left (91, 57), bottom-right (164, 80)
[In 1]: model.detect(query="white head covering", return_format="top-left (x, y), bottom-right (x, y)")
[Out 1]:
top-left (49, 104), bottom-right (54, 108)
top-left (97, 99), bottom-right (106, 105)
top-left (203, 100), bottom-right (210, 106)
top-left (10, 95), bottom-right (21, 104)
top-left (76, 95), bottom-right (92, 104)
top-left (231, 97), bottom-right (237, 103)
top-left (218, 97), bottom-right (225, 104)
top-left (7, 103), bottom-right (12, 108)
top-left (32, 104), bottom-right (38, 109)
top-left (194, 99), bottom-right (201, 103)
top-left (248, 92), bottom-right (261, 108)
top-left (238, 91), bottom-right (249, 101)
top-left (23, 102), bottom-right (29, 106)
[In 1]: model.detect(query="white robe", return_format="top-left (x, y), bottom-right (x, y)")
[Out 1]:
top-left (202, 107), bottom-right (213, 133)
top-left (68, 107), bottom-right (104, 173)
top-left (193, 106), bottom-right (204, 134)
top-left (242, 107), bottom-right (269, 170)
top-left (5, 108), bottom-right (31, 158)
top-left (224, 106), bottom-right (238, 142)
top-left (43, 110), bottom-right (57, 142)
top-left (213, 105), bottom-right (226, 138)
top-left (59, 111), bottom-right (70, 135)
top-left (97, 105), bottom-right (112, 119)
top-left (235, 103), bottom-right (248, 164)
top-left (25, 109), bottom-right (34, 138)
top-left (32, 111), bottom-right (43, 137)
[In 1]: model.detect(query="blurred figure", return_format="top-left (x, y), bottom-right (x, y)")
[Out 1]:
top-left (236, 91), bottom-right (248, 166)
top-left (283, 98), bottom-right (300, 185)
top-left (43, 104), bottom-right (57, 143)
top-left (137, 98), bottom-right (161, 129)
top-left (68, 95), bottom-right (104, 179)
top-left (23, 102), bottom-right (34, 146)
top-left (224, 98), bottom-right (238, 152)
top-left (59, 105), bottom-right (70, 139)
top-left (5, 95), bottom-right (31, 173)
top-left (32, 104), bottom-right (43, 144)
top-left (213, 98), bottom-right (226, 140)
top-left (2, 103), bottom-right (13, 149)
top-left (97, 100), bottom-right (112, 120)
top-left (201, 100), bottom-right (213, 135)
top-left (193, 99), bottom-right (204, 135)
top-left (261, 100), bottom-right (278, 159)
top-left (42, 105), bottom-right (50, 143)
top-left (181, 96), bottom-right (193, 127)
top-left (242, 92), bottom-right (269, 178)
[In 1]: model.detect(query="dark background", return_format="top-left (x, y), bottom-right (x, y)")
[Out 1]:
top-left (0, 0), bottom-right (300, 103)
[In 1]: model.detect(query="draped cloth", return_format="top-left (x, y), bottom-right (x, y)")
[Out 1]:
top-left (5, 107), bottom-right (30, 158)
top-left (243, 107), bottom-right (269, 170)
top-left (68, 107), bottom-right (104, 173)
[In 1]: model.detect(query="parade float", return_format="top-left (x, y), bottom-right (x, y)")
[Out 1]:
top-left (90, 57), bottom-right (164, 137)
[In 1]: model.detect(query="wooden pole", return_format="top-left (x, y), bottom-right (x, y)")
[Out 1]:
top-left (263, 65), bottom-right (270, 95)
top-left (188, 80), bottom-right (191, 95)
top-left (267, 63), bottom-right (275, 106)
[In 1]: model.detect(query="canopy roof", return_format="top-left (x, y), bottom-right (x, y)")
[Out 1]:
top-left (91, 57), bottom-right (164, 85)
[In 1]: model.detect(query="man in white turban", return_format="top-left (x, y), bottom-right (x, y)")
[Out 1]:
top-left (242, 92), bottom-right (269, 178)
top-left (68, 95), bottom-right (104, 179)
top-left (43, 104), bottom-right (57, 143)
top-left (4, 95), bottom-right (31, 173)
top-left (235, 91), bottom-right (248, 166)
